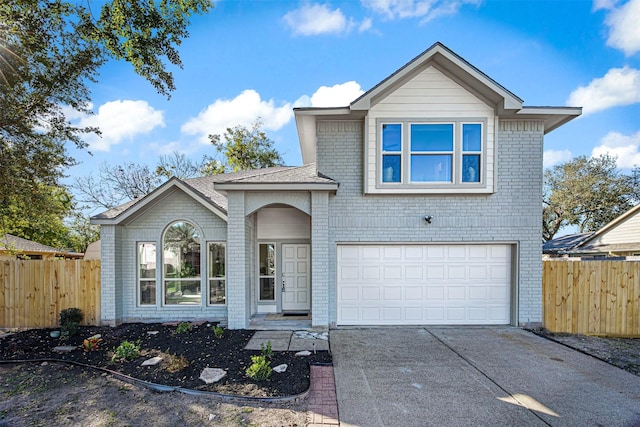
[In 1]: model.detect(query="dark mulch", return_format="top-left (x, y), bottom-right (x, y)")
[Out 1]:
top-left (0, 322), bottom-right (331, 398)
top-left (530, 328), bottom-right (640, 377)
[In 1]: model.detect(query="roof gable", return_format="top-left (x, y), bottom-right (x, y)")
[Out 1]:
top-left (579, 204), bottom-right (640, 248)
top-left (294, 41), bottom-right (581, 164)
top-left (91, 178), bottom-right (228, 225)
top-left (350, 42), bottom-right (522, 113)
top-left (90, 166), bottom-right (338, 225)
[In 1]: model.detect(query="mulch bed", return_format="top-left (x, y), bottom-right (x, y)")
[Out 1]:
top-left (0, 322), bottom-right (331, 398)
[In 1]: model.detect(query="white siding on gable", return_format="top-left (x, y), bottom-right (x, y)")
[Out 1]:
top-left (365, 65), bottom-right (496, 194)
top-left (591, 212), bottom-right (640, 246)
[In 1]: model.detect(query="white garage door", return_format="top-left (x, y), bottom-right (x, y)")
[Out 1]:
top-left (337, 244), bottom-right (512, 325)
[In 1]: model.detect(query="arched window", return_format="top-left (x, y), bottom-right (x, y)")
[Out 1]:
top-left (163, 221), bottom-right (201, 305)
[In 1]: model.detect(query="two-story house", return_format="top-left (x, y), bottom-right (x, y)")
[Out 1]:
top-left (92, 42), bottom-right (581, 329)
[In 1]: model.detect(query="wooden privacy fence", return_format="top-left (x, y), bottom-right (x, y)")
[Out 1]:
top-left (0, 260), bottom-right (100, 329)
top-left (543, 260), bottom-right (640, 337)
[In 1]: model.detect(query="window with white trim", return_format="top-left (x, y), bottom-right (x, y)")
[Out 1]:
top-left (258, 243), bottom-right (275, 301)
top-left (137, 242), bottom-right (156, 306)
top-left (208, 242), bottom-right (226, 305)
top-left (380, 120), bottom-right (484, 187)
top-left (163, 221), bottom-right (201, 305)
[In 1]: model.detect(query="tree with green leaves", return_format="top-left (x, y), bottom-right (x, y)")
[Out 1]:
top-left (1, 183), bottom-right (74, 250)
top-left (204, 120), bottom-right (285, 174)
top-left (0, 0), bottom-right (212, 238)
top-left (543, 154), bottom-right (638, 241)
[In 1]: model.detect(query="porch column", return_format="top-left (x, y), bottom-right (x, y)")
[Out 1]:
top-left (226, 192), bottom-right (250, 329)
top-left (311, 191), bottom-right (329, 327)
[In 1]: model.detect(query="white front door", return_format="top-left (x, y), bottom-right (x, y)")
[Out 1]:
top-left (282, 244), bottom-right (311, 311)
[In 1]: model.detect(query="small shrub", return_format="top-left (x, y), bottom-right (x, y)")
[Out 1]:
top-left (59, 308), bottom-right (83, 336)
top-left (165, 353), bottom-right (190, 373)
top-left (245, 355), bottom-right (272, 380)
top-left (175, 322), bottom-right (193, 334)
top-left (212, 325), bottom-right (224, 338)
top-left (261, 340), bottom-right (273, 359)
top-left (112, 341), bottom-right (140, 362)
top-left (82, 336), bottom-right (103, 352)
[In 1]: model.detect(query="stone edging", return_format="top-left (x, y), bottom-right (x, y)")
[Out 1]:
top-left (0, 359), bottom-right (309, 403)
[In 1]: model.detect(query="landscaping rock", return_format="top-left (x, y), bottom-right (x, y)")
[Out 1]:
top-left (141, 356), bottom-right (163, 366)
top-left (199, 368), bottom-right (226, 384)
top-left (295, 351), bottom-right (311, 356)
top-left (147, 331), bottom-right (159, 335)
top-left (53, 346), bottom-right (76, 353)
top-left (273, 364), bottom-right (288, 373)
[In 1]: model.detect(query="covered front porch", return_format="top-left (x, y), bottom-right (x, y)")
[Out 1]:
top-left (213, 165), bottom-right (338, 329)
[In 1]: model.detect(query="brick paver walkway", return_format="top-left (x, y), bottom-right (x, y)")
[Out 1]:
top-left (307, 365), bottom-right (339, 426)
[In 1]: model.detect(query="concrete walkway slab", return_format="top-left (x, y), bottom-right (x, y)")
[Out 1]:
top-left (332, 327), bottom-right (640, 427)
top-left (244, 331), bottom-right (292, 351)
top-left (244, 330), bottom-right (331, 352)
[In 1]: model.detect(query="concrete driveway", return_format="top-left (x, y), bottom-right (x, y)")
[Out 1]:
top-left (331, 327), bottom-right (640, 427)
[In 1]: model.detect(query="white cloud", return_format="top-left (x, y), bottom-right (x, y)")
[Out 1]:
top-left (593, 0), bottom-right (619, 11)
top-left (544, 149), bottom-right (573, 169)
top-left (361, 0), bottom-right (481, 22)
top-left (294, 81), bottom-right (365, 108)
top-left (566, 66), bottom-right (640, 114)
top-left (359, 17), bottom-right (373, 32)
top-left (74, 100), bottom-right (165, 152)
top-left (181, 90), bottom-right (293, 144)
top-left (283, 3), bottom-right (351, 36)
top-left (591, 130), bottom-right (640, 168)
top-left (311, 81), bottom-right (365, 107)
top-left (601, 0), bottom-right (640, 55)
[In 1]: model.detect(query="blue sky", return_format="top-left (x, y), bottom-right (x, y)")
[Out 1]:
top-left (66, 0), bottom-right (640, 186)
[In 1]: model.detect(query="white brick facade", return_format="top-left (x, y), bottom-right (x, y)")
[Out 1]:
top-left (316, 120), bottom-right (544, 326)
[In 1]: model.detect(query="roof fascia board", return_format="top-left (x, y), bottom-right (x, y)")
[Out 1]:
top-left (214, 182), bottom-right (339, 191)
top-left (93, 180), bottom-right (228, 225)
top-left (512, 107), bottom-right (582, 134)
top-left (295, 114), bottom-right (317, 164)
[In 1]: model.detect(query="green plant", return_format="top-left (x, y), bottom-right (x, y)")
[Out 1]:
top-left (82, 336), bottom-right (103, 352)
top-left (112, 341), bottom-right (140, 362)
top-left (165, 353), bottom-right (190, 373)
top-left (212, 325), bottom-right (224, 338)
top-left (245, 355), bottom-right (272, 380)
top-left (260, 341), bottom-right (273, 359)
top-left (59, 308), bottom-right (83, 336)
top-left (175, 322), bottom-right (193, 334)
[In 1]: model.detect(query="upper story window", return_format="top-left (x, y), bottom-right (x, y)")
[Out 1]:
top-left (379, 120), bottom-right (484, 188)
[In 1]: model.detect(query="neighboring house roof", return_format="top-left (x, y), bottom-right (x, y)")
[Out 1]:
top-left (0, 234), bottom-right (83, 258)
top-left (83, 240), bottom-right (101, 260)
top-left (91, 164), bottom-right (338, 225)
top-left (544, 204), bottom-right (640, 256)
top-left (294, 41), bottom-right (582, 164)
top-left (543, 233), bottom-right (594, 255)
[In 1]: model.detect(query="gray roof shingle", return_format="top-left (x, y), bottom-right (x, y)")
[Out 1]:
top-left (91, 164), bottom-right (337, 221)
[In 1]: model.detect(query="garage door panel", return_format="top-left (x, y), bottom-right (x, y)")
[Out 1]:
top-left (447, 246), bottom-right (467, 259)
top-left (405, 266), bottom-right (424, 280)
top-left (363, 266), bottom-right (381, 280)
top-left (447, 265), bottom-right (467, 280)
top-left (383, 287), bottom-right (402, 300)
top-left (405, 287), bottom-right (423, 300)
top-left (340, 287), bottom-right (359, 301)
top-left (427, 266), bottom-right (445, 279)
top-left (337, 244), bottom-right (511, 326)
